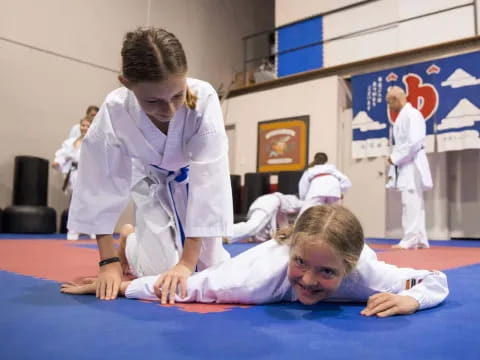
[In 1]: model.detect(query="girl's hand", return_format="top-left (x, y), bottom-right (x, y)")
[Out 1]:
top-left (51, 161), bottom-right (60, 169)
top-left (61, 278), bottom-right (97, 295)
top-left (360, 293), bottom-right (420, 317)
top-left (154, 263), bottom-right (192, 304)
top-left (96, 261), bottom-right (122, 300)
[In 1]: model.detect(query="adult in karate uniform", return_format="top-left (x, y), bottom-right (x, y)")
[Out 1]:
top-left (63, 205), bottom-right (448, 317)
top-left (68, 27), bottom-right (232, 302)
top-left (230, 192), bottom-right (303, 243)
top-left (298, 152), bottom-right (352, 214)
top-left (386, 87), bottom-right (433, 249)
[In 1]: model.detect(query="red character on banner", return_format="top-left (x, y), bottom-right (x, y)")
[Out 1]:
top-left (388, 73), bottom-right (439, 124)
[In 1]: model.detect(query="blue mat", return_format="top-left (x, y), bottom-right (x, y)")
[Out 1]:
top-left (0, 237), bottom-right (479, 359)
top-left (0, 265), bottom-right (479, 360)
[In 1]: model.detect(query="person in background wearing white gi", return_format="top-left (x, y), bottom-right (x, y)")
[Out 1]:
top-left (68, 105), bottom-right (98, 139)
top-left (62, 204), bottom-right (449, 318)
top-left (298, 152), bottom-right (352, 214)
top-left (52, 118), bottom-right (95, 240)
top-left (67, 27), bottom-right (232, 303)
top-left (228, 192), bottom-right (303, 243)
top-left (386, 86), bottom-right (433, 249)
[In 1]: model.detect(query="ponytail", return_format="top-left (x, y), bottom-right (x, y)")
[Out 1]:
top-left (185, 86), bottom-right (197, 109)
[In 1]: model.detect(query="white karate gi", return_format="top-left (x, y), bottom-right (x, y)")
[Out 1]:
top-left (386, 103), bottom-right (432, 249)
top-left (298, 164), bottom-right (352, 214)
top-left (231, 193), bottom-right (303, 243)
top-left (68, 78), bottom-right (232, 276)
top-left (68, 123), bottom-right (81, 139)
top-left (125, 240), bottom-right (449, 311)
top-left (53, 137), bottom-right (82, 193)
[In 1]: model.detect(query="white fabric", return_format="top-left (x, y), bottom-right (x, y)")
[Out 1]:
top-left (396, 167), bottom-right (428, 248)
top-left (68, 78), bottom-right (233, 238)
top-left (231, 193), bottom-right (303, 243)
top-left (125, 165), bottom-right (230, 277)
top-left (53, 137), bottom-right (81, 193)
top-left (298, 164), bottom-right (352, 200)
top-left (386, 103), bottom-right (432, 191)
top-left (298, 164), bottom-right (351, 214)
top-left (68, 123), bottom-right (81, 139)
top-left (125, 240), bottom-right (449, 310)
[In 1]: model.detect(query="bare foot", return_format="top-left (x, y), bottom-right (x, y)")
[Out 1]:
top-left (119, 224), bottom-right (135, 275)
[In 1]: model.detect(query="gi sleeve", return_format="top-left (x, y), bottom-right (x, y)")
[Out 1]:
top-left (53, 140), bottom-right (70, 174)
top-left (125, 241), bottom-right (293, 304)
top-left (184, 91), bottom-right (233, 237)
top-left (390, 109), bottom-right (426, 166)
top-left (348, 246), bottom-right (449, 310)
top-left (334, 171), bottom-right (352, 192)
top-left (67, 104), bottom-right (132, 235)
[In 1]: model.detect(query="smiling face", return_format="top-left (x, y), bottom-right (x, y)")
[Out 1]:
top-left (287, 236), bottom-right (347, 305)
top-left (120, 73), bottom-right (187, 126)
top-left (79, 119), bottom-right (91, 137)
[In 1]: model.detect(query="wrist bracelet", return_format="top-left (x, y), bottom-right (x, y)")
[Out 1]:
top-left (99, 257), bottom-right (120, 267)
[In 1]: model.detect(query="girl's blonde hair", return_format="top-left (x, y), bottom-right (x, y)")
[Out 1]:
top-left (121, 27), bottom-right (197, 109)
top-left (275, 205), bottom-right (364, 274)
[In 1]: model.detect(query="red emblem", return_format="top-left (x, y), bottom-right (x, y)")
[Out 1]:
top-left (426, 64), bottom-right (440, 74)
top-left (388, 73), bottom-right (439, 123)
top-left (386, 72), bottom-right (398, 82)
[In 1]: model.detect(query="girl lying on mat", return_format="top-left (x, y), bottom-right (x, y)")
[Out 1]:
top-left (61, 205), bottom-right (449, 317)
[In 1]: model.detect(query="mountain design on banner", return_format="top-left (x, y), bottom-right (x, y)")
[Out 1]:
top-left (352, 111), bottom-right (387, 131)
top-left (437, 99), bottom-right (480, 130)
top-left (441, 68), bottom-right (480, 88)
top-left (351, 51), bottom-right (480, 158)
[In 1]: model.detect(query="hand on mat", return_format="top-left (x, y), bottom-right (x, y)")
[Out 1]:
top-left (97, 262), bottom-right (122, 300)
top-left (61, 278), bottom-right (97, 295)
top-left (154, 263), bottom-right (192, 305)
top-left (360, 293), bottom-right (420, 317)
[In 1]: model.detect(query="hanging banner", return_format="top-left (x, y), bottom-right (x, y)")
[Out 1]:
top-left (352, 51), bottom-right (480, 158)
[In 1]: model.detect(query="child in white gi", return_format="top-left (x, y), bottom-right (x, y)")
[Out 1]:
top-left (229, 192), bottom-right (303, 243)
top-left (386, 86), bottom-right (433, 249)
top-left (62, 205), bottom-right (449, 317)
top-left (68, 105), bottom-right (98, 139)
top-left (52, 118), bottom-right (94, 240)
top-left (298, 152), bottom-right (352, 214)
top-left (67, 27), bottom-right (232, 303)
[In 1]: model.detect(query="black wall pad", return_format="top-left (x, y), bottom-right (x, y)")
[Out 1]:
top-left (230, 175), bottom-right (242, 215)
top-left (3, 206), bottom-right (57, 233)
top-left (0, 208), bottom-right (3, 233)
top-left (277, 171), bottom-right (304, 195)
top-left (243, 173), bottom-right (270, 213)
top-left (60, 208), bottom-right (69, 234)
top-left (13, 156), bottom-right (49, 206)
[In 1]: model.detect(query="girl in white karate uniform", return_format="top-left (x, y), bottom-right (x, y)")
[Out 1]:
top-left (68, 106), bottom-right (98, 139)
top-left (52, 118), bottom-right (94, 240)
top-left (62, 205), bottom-right (449, 317)
top-left (229, 192), bottom-right (303, 243)
top-left (67, 27), bottom-right (232, 303)
top-left (298, 152), bottom-right (352, 214)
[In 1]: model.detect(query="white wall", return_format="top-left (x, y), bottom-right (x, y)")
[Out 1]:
top-left (0, 0), bottom-right (273, 231)
top-left (224, 77), bottom-right (341, 176)
top-left (275, 0), bottom-right (362, 27)
top-left (276, 0), bottom-right (477, 67)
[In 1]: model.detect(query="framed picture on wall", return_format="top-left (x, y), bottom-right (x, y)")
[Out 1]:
top-left (257, 116), bottom-right (309, 173)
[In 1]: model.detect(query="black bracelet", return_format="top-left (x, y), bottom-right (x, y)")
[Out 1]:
top-left (99, 257), bottom-right (120, 267)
